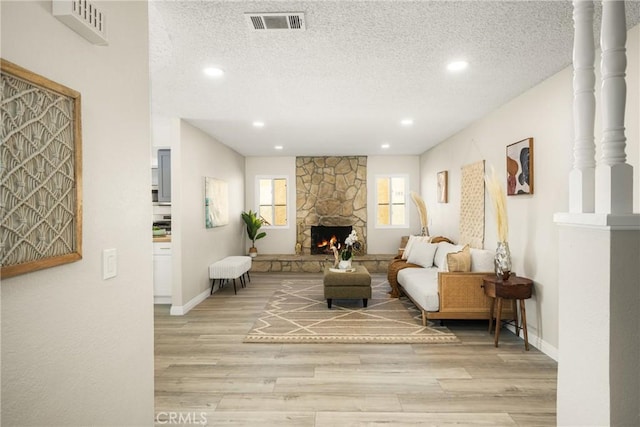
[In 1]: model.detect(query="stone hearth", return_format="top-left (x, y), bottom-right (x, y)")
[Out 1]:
top-left (251, 254), bottom-right (393, 274)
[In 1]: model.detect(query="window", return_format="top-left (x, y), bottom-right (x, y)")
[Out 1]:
top-left (376, 175), bottom-right (408, 227)
top-left (257, 176), bottom-right (288, 227)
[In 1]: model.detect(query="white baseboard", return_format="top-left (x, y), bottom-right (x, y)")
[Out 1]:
top-left (505, 324), bottom-right (558, 361)
top-left (154, 296), bottom-right (172, 304)
top-left (169, 289), bottom-right (210, 316)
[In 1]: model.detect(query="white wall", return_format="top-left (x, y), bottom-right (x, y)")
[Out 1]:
top-left (557, 227), bottom-right (640, 426)
top-left (244, 156), bottom-right (421, 254)
top-left (366, 156), bottom-right (421, 253)
top-left (1, 1), bottom-right (154, 425)
top-left (420, 24), bottom-right (640, 356)
top-left (244, 157), bottom-right (297, 254)
top-left (172, 121), bottom-right (245, 310)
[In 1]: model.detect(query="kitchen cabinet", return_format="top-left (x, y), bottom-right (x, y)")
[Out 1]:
top-left (153, 241), bottom-right (172, 303)
top-left (157, 149), bottom-right (171, 204)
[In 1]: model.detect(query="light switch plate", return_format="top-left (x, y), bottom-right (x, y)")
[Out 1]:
top-left (103, 248), bottom-right (117, 280)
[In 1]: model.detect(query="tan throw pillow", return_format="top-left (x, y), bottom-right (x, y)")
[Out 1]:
top-left (434, 242), bottom-right (463, 270)
top-left (447, 244), bottom-right (471, 272)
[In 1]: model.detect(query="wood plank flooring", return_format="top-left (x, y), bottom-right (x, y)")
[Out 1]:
top-left (154, 272), bottom-right (557, 426)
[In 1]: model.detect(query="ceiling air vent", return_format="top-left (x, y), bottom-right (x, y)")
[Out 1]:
top-left (245, 12), bottom-right (306, 31)
top-left (52, 0), bottom-right (108, 45)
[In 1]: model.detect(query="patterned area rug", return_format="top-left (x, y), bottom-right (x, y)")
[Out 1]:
top-left (244, 277), bottom-right (459, 344)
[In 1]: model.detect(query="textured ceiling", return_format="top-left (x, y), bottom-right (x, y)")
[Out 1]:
top-left (150, 1), bottom-right (640, 157)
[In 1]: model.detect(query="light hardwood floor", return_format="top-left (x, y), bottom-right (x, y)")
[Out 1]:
top-left (154, 272), bottom-right (557, 426)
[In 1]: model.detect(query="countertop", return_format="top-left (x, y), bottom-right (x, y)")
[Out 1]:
top-left (153, 236), bottom-right (171, 243)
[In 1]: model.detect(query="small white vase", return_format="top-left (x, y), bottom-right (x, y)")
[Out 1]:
top-left (338, 259), bottom-right (352, 270)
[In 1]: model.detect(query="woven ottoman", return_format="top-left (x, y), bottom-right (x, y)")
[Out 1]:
top-left (323, 265), bottom-right (372, 309)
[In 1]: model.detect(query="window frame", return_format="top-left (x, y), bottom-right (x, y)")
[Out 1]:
top-left (374, 174), bottom-right (410, 229)
top-left (255, 175), bottom-right (289, 229)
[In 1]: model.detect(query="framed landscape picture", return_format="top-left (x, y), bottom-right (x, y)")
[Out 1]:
top-left (205, 177), bottom-right (229, 228)
top-left (506, 138), bottom-right (534, 196)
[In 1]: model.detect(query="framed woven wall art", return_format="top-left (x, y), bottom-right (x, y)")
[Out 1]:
top-left (1, 59), bottom-right (83, 278)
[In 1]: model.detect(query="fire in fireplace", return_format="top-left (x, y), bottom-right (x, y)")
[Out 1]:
top-left (311, 225), bottom-right (353, 255)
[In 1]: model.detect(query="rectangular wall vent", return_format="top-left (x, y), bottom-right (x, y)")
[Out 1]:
top-left (245, 12), bottom-right (306, 31)
top-left (52, 0), bottom-right (108, 45)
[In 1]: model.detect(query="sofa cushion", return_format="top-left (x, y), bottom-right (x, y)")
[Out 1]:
top-left (433, 242), bottom-right (464, 271)
top-left (470, 248), bottom-right (495, 272)
top-left (397, 267), bottom-right (440, 311)
top-left (447, 245), bottom-right (471, 272)
top-left (407, 242), bottom-right (438, 268)
top-left (402, 235), bottom-right (430, 260)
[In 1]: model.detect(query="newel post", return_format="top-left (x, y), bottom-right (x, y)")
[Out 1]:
top-left (570, 0), bottom-right (596, 213)
top-left (595, 0), bottom-right (634, 214)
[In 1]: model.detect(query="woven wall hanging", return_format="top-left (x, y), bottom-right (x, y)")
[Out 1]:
top-left (1, 59), bottom-right (82, 278)
top-left (459, 160), bottom-right (485, 249)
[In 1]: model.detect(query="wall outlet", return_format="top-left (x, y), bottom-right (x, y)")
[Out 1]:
top-left (103, 248), bottom-right (117, 280)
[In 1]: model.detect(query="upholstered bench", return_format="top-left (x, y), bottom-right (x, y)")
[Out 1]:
top-left (323, 265), bottom-right (372, 309)
top-left (209, 256), bottom-right (252, 295)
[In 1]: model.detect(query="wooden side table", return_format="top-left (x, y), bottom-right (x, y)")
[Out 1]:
top-left (482, 275), bottom-right (533, 350)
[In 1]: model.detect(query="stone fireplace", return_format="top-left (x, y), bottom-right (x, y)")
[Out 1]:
top-left (252, 156), bottom-right (392, 273)
top-left (296, 156), bottom-right (367, 255)
top-left (310, 225), bottom-right (353, 255)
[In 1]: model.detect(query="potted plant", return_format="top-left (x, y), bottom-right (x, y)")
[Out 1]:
top-left (329, 229), bottom-right (361, 269)
top-left (241, 210), bottom-right (267, 257)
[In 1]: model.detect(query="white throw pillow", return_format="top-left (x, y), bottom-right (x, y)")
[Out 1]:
top-left (407, 242), bottom-right (438, 268)
top-left (470, 248), bottom-right (495, 272)
top-left (402, 235), bottom-right (430, 260)
top-left (401, 235), bottom-right (417, 260)
top-left (433, 242), bottom-right (464, 271)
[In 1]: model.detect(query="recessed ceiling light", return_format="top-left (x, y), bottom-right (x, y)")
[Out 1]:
top-left (203, 67), bottom-right (224, 78)
top-left (381, 143), bottom-right (390, 149)
top-left (253, 121), bottom-right (265, 128)
top-left (274, 145), bottom-right (283, 150)
top-left (447, 60), bottom-right (468, 72)
top-left (400, 118), bottom-right (413, 126)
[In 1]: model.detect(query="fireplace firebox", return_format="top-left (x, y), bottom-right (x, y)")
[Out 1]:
top-left (311, 225), bottom-right (353, 255)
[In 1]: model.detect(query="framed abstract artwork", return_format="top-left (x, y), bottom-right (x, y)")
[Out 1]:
top-left (437, 170), bottom-right (448, 203)
top-left (205, 177), bottom-right (229, 228)
top-left (506, 138), bottom-right (534, 196)
top-left (1, 59), bottom-right (83, 278)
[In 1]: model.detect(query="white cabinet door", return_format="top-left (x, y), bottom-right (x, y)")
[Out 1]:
top-left (153, 242), bottom-right (172, 302)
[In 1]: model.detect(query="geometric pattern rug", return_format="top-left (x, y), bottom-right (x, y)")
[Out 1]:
top-left (244, 276), bottom-right (459, 344)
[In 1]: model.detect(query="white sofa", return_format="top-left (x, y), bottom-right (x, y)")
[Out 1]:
top-left (395, 240), bottom-right (515, 326)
